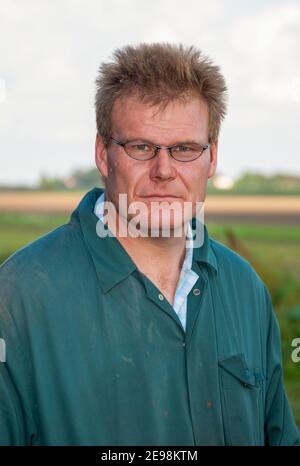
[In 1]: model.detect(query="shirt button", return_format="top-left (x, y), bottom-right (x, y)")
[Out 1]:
top-left (193, 288), bottom-right (201, 296)
top-left (182, 342), bottom-right (186, 347)
top-left (158, 293), bottom-right (164, 301)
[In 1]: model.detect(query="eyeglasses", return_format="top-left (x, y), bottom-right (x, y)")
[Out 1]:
top-left (110, 137), bottom-right (210, 162)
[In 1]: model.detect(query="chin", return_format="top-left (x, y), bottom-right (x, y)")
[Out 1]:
top-left (147, 215), bottom-right (187, 238)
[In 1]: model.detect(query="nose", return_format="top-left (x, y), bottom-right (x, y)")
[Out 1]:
top-left (149, 147), bottom-right (176, 181)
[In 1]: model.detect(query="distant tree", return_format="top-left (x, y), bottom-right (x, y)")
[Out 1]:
top-left (5, 168), bottom-right (300, 194)
top-left (232, 172), bottom-right (300, 195)
top-left (207, 172), bottom-right (300, 195)
top-left (39, 175), bottom-right (66, 191)
top-left (68, 168), bottom-right (104, 189)
top-left (37, 168), bottom-right (104, 191)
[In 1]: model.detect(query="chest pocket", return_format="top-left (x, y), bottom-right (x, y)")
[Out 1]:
top-left (218, 353), bottom-right (265, 445)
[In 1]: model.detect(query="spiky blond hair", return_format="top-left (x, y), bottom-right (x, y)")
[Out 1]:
top-left (95, 43), bottom-right (227, 145)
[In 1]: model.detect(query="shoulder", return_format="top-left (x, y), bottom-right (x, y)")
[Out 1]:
top-left (208, 236), bottom-right (269, 315)
top-left (208, 236), bottom-right (275, 351)
top-left (210, 236), bottom-right (264, 286)
top-left (0, 220), bottom-right (84, 300)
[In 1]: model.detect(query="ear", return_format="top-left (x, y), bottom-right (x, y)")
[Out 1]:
top-left (207, 140), bottom-right (218, 179)
top-left (95, 133), bottom-right (109, 179)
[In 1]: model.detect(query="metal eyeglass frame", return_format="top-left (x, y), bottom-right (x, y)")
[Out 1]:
top-left (110, 137), bottom-right (210, 162)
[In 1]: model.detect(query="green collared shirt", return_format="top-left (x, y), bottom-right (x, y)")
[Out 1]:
top-left (0, 187), bottom-right (299, 445)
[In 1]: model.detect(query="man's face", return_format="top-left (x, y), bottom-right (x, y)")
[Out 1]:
top-left (95, 93), bottom-right (218, 234)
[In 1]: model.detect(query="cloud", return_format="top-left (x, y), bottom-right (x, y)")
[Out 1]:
top-left (0, 0), bottom-right (299, 184)
top-left (230, 2), bottom-right (300, 103)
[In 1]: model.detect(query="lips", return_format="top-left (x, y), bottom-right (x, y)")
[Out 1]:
top-left (139, 194), bottom-right (180, 198)
top-left (139, 196), bottom-right (181, 203)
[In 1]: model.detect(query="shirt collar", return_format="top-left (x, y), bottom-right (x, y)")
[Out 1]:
top-left (70, 188), bottom-right (218, 293)
top-left (94, 190), bottom-right (195, 274)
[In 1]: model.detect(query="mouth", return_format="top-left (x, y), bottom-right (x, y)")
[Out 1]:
top-left (138, 195), bottom-right (181, 201)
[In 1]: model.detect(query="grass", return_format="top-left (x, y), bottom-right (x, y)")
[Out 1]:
top-left (0, 214), bottom-right (300, 424)
top-left (0, 213), bottom-right (69, 264)
top-left (0, 212), bottom-right (69, 229)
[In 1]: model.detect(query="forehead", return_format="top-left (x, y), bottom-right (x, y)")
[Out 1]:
top-left (111, 94), bottom-right (209, 142)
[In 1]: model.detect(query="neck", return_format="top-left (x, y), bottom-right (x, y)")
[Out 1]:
top-left (116, 227), bottom-right (187, 306)
top-left (117, 227), bottom-right (187, 272)
top-left (104, 207), bottom-right (189, 305)
top-left (116, 208), bottom-right (187, 268)
top-left (100, 191), bottom-right (190, 291)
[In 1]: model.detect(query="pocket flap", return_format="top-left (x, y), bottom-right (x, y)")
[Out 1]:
top-left (218, 353), bottom-right (256, 387)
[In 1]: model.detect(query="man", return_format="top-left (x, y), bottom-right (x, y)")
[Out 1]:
top-left (0, 43), bottom-right (299, 446)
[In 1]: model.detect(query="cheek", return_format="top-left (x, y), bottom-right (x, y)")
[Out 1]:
top-left (106, 153), bottom-right (126, 181)
top-left (107, 156), bottom-right (119, 174)
top-left (107, 158), bottom-right (141, 193)
top-left (183, 163), bottom-right (210, 199)
top-left (186, 165), bottom-right (208, 186)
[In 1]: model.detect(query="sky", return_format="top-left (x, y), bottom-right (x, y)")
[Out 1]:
top-left (0, 0), bottom-right (299, 186)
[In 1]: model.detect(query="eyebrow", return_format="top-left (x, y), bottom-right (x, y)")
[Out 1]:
top-left (121, 136), bottom-right (204, 146)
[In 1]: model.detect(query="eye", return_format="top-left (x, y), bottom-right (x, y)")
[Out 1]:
top-left (173, 145), bottom-right (192, 152)
top-left (136, 144), bottom-right (151, 151)
top-left (129, 143), bottom-right (152, 152)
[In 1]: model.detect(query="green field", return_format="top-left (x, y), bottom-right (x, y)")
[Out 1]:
top-left (0, 213), bottom-right (300, 424)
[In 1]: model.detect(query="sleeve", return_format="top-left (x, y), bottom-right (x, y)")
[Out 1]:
top-left (0, 355), bottom-right (28, 445)
top-left (0, 269), bottom-right (38, 445)
top-left (263, 286), bottom-right (300, 446)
